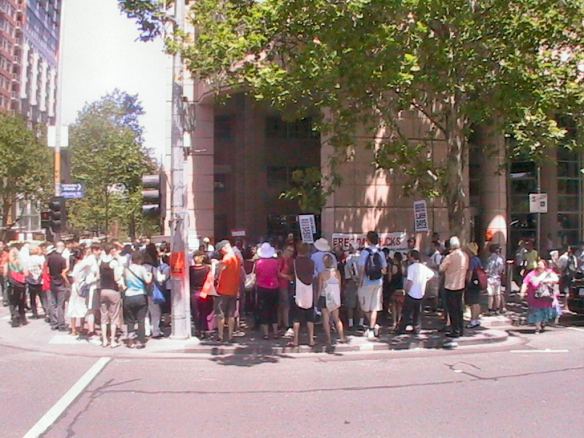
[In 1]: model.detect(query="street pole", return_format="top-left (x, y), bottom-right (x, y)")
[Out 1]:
top-left (170, 0), bottom-right (191, 339)
top-left (536, 165), bottom-right (541, 256)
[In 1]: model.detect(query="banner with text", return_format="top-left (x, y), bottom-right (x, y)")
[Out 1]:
top-left (332, 232), bottom-right (408, 250)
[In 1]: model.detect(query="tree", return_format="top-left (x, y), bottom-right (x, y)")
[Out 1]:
top-left (121, 0), bottom-right (584, 238)
top-left (0, 113), bottom-right (52, 227)
top-left (68, 90), bottom-right (156, 238)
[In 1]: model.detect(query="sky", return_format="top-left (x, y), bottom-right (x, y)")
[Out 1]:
top-left (61, 0), bottom-right (170, 159)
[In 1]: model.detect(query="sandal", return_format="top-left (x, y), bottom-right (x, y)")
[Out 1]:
top-left (111, 341), bottom-right (120, 349)
top-left (262, 335), bottom-right (269, 340)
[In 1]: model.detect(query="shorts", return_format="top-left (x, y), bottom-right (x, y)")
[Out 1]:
top-left (292, 304), bottom-right (314, 324)
top-left (214, 295), bottom-right (237, 319)
top-left (465, 286), bottom-right (481, 306)
top-left (100, 288), bottom-right (122, 325)
top-left (343, 280), bottom-right (358, 309)
top-left (358, 284), bottom-right (383, 312)
top-left (391, 289), bottom-right (405, 305)
top-left (487, 278), bottom-right (502, 297)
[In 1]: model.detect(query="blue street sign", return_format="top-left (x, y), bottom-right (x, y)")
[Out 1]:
top-left (60, 183), bottom-right (85, 199)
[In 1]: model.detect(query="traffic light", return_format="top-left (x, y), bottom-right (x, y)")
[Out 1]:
top-left (40, 210), bottom-right (50, 229)
top-left (49, 197), bottom-right (66, 233)
top-left (142, 174), bottom-right (162, 217)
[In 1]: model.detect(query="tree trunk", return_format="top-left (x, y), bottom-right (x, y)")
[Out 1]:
top-left (444, 97), bottom-right (469, 242)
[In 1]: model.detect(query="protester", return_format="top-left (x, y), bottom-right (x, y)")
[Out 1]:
top-left (26, 245), bottom-right (46, 319)
top-left (425, 241), bottom-right (443, 312)
top-left (47, 242), bottom-right (69, 331)
top-left (278, 244), bottom-right (294, 336)
top-left (558, 246), bottom-right (578, 298)
top-left (255, 242), bottom-right (280, 339)
top-left (311, 238), bottom-right (337, 278)
top-left (0, 242), bottom-right (8, 307)
top-left (143, 243), bottom-right (163, 339)
top-left (523, 240), bottom-right (539, 274)
top-left (67, 247), bottom-right (90, 337)
top-left (215, 240), bottom-right (241, 343)
top-left (318, 254), bottom-right (346, 345)
top-left (520, 259), bottom-right (559, 334)
top-left (388, 251), bottom-right (405, 331)
top-left (465, 242), bottom-right (483, 329)
top-left (189, 251), bottom-right (214, 338)
top-left (396, 250), bottom-right (434, 335)
top-left (486, 244), bottom-right (506, 314)
top-left (99, 243), bottom-right (124, 348)
top-left (439, 236), bottom-right (469, 338)
top-left (7, 246), bottom-right (27, 327)
top-left (343, 246), bottom-right (360, 330)
top-left (84, 243), bottom-right (103, 337)
top-left (291, 243), bottom-right (316, 347)
top-left (358, 231), bottom-right (387, 339)
top-left (123, 251), bottom-right (152, 348)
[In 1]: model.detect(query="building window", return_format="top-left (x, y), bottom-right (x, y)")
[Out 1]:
top-left (508, 160), bottom-right (537, 249)
top-left (265, 115), bottom-right (318, 139)
top-left (557, 146), bottom-right (581, 246)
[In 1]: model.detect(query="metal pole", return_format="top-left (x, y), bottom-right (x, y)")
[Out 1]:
top-left (537, 165), bottom-right (541, 255)
top-left (54, 0), bottom-right (67, 197)
top-left (170, 0), bottom-right (191, 339)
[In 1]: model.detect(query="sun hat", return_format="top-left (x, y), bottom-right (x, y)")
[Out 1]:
top-left (257, 242), bottom-right (276, 259)
top-left (314, 238), bottom-right (331, 252)
top-left (45, 245), bottom-right (56, 254)
top-left (467, 242), bottom-right (479, 256)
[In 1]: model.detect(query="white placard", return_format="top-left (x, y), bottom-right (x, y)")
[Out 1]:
top-left (47, 125), bottom-right (69, 148)
top-left (529, 193), bottom-right (548, 213)
top-left (413, 200), bottom-right (429, 232)
top-left (298, 214), bottom-right (315, 243)
top-left (231, 229), bottom-right (246, 237)
top-left (332, 232), bottom-right (408, 250)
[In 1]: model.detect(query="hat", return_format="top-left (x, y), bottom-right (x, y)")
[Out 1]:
top-left (467, 242), bottom-right (479, 256)
top-left (314, 238), bottom-right (331, 252)
top-left (257, 242), bottom-right (276, 259)
top-left (215, 240), bottom-right (230, 252)
top-left (46, 245), bottom-right (55, 254)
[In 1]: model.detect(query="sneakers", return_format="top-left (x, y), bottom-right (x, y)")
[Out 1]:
top-left (284, 328), bottom-right (294, 338)
top-left (466, 321), bottom-right (481, 329)
top-left (366, 328), bottom-right (375, 340)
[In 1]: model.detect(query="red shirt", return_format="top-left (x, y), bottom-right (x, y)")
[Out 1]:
top-left (217, 252), bottom-right (241, 296)
top-left (278, 256), bottom-right (292, 290)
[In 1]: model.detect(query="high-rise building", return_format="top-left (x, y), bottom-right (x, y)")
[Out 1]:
top-left (0, 0), bottom-right (19, 111)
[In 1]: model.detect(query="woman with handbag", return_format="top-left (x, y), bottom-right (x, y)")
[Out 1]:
top-left (290, 243), bottom-right (316, 347)
top-left (99, 243), bottom-right (125, 348)
top-left (144, 243), bottom-right (164, 339)
top-left (255, 242), bottom-right (280, 339)
top-left (123, 251), bottom-right (152, 348)
top-left (520, 259), bottom-right (559, 334)
top-left (7, 246), bottom-right (27, 327)
top-left (26, 245), bottom-right (46, 319)
top-left (189, 251), bottom-right (214, 338)
top-left (317, 254), bottom-right (346, 345)
top-left (67, 246), bottom-right (91, 337)
top-left (389, 252), bottom-right (405, 331)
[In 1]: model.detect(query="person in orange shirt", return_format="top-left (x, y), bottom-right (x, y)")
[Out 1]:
top-left (215, 240), bottom-right (241, 342)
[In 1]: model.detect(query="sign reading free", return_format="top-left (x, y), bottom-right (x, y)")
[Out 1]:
top-left (332, 232), bottom-right (408, 250)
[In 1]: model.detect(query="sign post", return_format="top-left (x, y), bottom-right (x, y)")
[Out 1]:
top-left (413, 200), bottom-right (429, 233)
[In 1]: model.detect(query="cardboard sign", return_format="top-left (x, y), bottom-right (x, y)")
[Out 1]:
top-left (298, 214), bottom-right (315, 243)
top-left (413, 200), bottom-right (429, 232)
top-left (231, 229), bottom-right (246, 238)
top-left (332, 232), bottom-right (408, 250)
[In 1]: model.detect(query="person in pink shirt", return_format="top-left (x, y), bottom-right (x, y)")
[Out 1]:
top-left (255, 243), bottom-right (280, 339)
top-left (278, 245), bottom-right (294, 335)
top-left (520, 259), bottom-right (559, 334)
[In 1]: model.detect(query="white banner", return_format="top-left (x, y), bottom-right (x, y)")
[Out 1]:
top-left (413, 200), bottom-right (429, 232)
top-left (298, 214), bottom-right (315, 243)
top-left (332, 232), bottom-right (408, 250)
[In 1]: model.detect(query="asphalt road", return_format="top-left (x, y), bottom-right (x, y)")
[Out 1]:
top-left (1, 323), bottom-right (583, 438)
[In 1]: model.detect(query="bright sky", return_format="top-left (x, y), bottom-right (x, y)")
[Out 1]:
top-left (61, 0), bottom-right (170, 159)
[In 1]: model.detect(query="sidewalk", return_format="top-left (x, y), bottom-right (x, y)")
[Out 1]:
top-left (0, 305), bottom-right (509, 359)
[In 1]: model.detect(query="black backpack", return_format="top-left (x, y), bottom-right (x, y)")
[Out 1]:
top-left (364, 248), bottom-right (383, 280)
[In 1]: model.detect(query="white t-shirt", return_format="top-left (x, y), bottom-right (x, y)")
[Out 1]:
top-left (406, 262), bottom-right (435, 299)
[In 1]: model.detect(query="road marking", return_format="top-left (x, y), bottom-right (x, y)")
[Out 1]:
top-left (510, 349), bottom-right (569, 354)
top-left (24, 357), bottom-right (111, 438)
top-left (567, 327), bottom-right (584, 332)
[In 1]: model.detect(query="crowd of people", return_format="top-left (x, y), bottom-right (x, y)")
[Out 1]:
top-left (0, 231), bottom-right (574, 350)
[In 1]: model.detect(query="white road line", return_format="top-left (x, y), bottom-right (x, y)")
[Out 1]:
top-left (510, 349), bottom-right (569, 354)
top-left (23, 357), bottom-right (111, 438)
top-left (567, 327), bottom-right (584, 332)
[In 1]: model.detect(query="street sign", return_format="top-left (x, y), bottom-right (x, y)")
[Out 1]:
top-left (60, 183), bottom-right (85, 199)
top-left (47, 125), bottom-right (69, 148)
top-left (529, 193), bottom-right (548, 213)
top-left (413, 200), bottom-right (429, 232)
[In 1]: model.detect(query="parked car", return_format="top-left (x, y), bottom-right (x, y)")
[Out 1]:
top-left (568, 276), bottom-right (584, 314)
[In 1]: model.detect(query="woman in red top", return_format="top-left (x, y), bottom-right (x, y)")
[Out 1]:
top-left (278, 245), bottom-right (294, 335)
top-left (520, 259), bottom-right (559, 334)
top-left (255, 243), bottom-right (280, 339)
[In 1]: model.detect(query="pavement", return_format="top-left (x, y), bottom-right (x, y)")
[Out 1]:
top-left (0, 304), bottom-right (512, 359)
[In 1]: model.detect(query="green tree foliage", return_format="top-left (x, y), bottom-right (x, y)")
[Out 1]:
top-left (68, 90), bottom-right (156, 237)
top-left (121, 0), bottom-right (583, 238)
top-left (0, 113), bottom-right (52, 227)
top-left (279, 167), bottom-right (329, 213)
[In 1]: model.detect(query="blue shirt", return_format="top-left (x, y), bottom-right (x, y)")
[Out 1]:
top-left (358, 245), bottom-right (388, 286)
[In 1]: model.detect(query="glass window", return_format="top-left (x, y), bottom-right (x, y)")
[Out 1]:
top-left (214, 115), bottom-right (233, 140)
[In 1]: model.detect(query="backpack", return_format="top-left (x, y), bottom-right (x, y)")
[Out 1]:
top-left (364, 248), bottom-right (384, 280)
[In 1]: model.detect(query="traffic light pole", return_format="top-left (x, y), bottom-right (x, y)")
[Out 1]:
top-left (169, 0), bottom-right (191, 339)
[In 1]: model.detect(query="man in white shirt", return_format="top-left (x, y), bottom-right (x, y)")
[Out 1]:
top-left (396, 250), bottom-right (435, 335)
